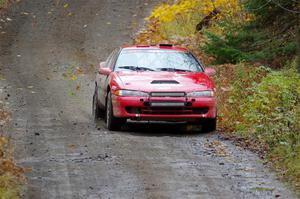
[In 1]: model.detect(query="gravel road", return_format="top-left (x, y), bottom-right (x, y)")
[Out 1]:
top-left (0, 0), bottom-right (297, 198)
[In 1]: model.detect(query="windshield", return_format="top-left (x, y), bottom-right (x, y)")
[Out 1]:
top-left (115, 49), bottom-right (203, 72)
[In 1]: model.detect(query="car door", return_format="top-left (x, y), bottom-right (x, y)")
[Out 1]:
top-left (98, 48), bottom-right (119, 106)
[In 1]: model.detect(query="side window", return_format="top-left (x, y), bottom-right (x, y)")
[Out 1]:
top-left (105, 51), bottom-right (114, 65)
top-left (107, 48), bottom-right (119, 69)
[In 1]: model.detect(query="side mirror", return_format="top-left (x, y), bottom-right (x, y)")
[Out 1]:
top-left (204, 67), bottom-right (216, 76)
top-left (99, 67), bottom-right (112, 75)
top-left (99, 61), bottom-right (106, 68)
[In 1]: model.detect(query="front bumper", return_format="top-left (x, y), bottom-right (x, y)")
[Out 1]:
top-left (111, 95), bottom-right (217, 120)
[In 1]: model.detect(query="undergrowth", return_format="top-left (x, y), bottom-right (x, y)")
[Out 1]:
top-left (238, 67), bottom-right (300, 189)
top-left (216, 62), bottom-right (300, 191)
top-left (0, 0), bottom-right (9, 9)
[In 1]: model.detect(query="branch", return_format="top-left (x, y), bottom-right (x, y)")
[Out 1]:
top-left (195, 8), bottom-right (221, 32)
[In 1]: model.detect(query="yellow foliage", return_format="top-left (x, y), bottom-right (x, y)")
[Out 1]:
top-left (148, 0), bottom-right (241, 24)
top-left (141, 0), bottom-right (247, 45)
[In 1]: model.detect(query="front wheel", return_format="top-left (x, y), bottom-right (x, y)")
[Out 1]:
top-left (92, 88), bottom-right (101, 122)
top-left (106, 91), bottom-right (126, 131)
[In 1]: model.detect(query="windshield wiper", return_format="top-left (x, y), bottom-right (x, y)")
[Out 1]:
top-left (118, 66), bottom-right (155, 71)
top-left (157, 67), bottom-right (192, 72)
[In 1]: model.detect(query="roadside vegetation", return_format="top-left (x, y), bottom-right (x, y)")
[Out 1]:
top-left (0, 0), bottom-right (9, 9)
top-left (0, 106), bottom-right (24, 199)
top-left (135, 0), bottom-right (300, 194)
top-left (1, 2), bottom-right (25, 197)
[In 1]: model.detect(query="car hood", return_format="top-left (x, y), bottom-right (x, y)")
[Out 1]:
top-left (114, 71), bottom-right (214, 92)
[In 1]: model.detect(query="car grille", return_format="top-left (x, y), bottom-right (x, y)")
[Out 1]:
top-left (150, 92), bottom-right (185, 97)
top-left (151, 80), bottom-right (179, 84)
top-left (125, 91), bottom-right (209, 115)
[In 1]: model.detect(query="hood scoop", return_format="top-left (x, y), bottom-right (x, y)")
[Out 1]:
top-left (151, 80), bottom-right (179, 84)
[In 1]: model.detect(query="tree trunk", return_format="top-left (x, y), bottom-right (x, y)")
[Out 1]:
top-left (298, 27), bottom-right (300, 73)
top-left (195, 8), bottom-right (221, 32)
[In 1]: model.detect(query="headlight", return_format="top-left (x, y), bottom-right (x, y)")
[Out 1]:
top-left (114, 90), bottom-right (148, 97)
top-left (187, 90), bottom-right (214, 97)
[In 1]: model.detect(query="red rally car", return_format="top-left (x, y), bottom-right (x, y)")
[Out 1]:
top-left (93, 44), bottom-right (217, 131)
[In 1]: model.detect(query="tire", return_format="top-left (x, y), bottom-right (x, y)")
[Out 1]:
top-left (92, 88), bottom-right (101, 122)
top-left (201, 118), bottom-right (217, 133)
top-left (106, 91), bottom-right (126, 131)
top-left (92, 85), bottom-right (103, 122)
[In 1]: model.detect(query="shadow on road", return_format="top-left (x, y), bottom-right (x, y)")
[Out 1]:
top-left (94, 116), bottom-right (214, 137)
top-left (120, 121), bottom-right (213, 137)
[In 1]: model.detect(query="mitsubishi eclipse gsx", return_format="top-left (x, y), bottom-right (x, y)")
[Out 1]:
top-left (92, 44), bottom-right (217, 131)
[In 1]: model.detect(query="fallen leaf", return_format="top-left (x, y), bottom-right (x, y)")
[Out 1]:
top-left (63, 3), bottom-right (69, 8)
top-left (70, 75), bottom-right (77, 81)
top-left (205, 140), bottom-right (229, 157)
top-left (67, 144), bottom-right (76, 149)
top-left (24, 167), bottom-right (33, 172)
top-left (0, 137), bottom-right (8, 145)
top-left (75, 67), bottom-right (83, 74)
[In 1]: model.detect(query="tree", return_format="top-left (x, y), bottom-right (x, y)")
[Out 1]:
top-left (297, 27), bottom-right (300, 73)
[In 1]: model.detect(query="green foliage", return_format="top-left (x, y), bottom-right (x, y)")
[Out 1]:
top-left (203, 25), bottom-right (297, 65)
top-left (203, 32), bottom-right (245, 64)
top-left (244, 0), bottom-right (300, 26)
top-left (0, 0), bottom-right (8, 8)
top-left (203, 0), bottom-right (300, 66)
top-left (216, 61), bottom-right (300, 192)
top-left (238, 69), bottom-right (300, 138)
top-left (233, 67), bottom-right (300, 189)
top-left (216, 63), bottom-right (270, 130)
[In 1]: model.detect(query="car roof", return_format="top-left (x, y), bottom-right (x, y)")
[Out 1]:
top-left (121, 44), bottom-right (189, 52)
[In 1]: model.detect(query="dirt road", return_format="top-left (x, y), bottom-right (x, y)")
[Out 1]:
top-left (0, 1), bottom-right (296, 198)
